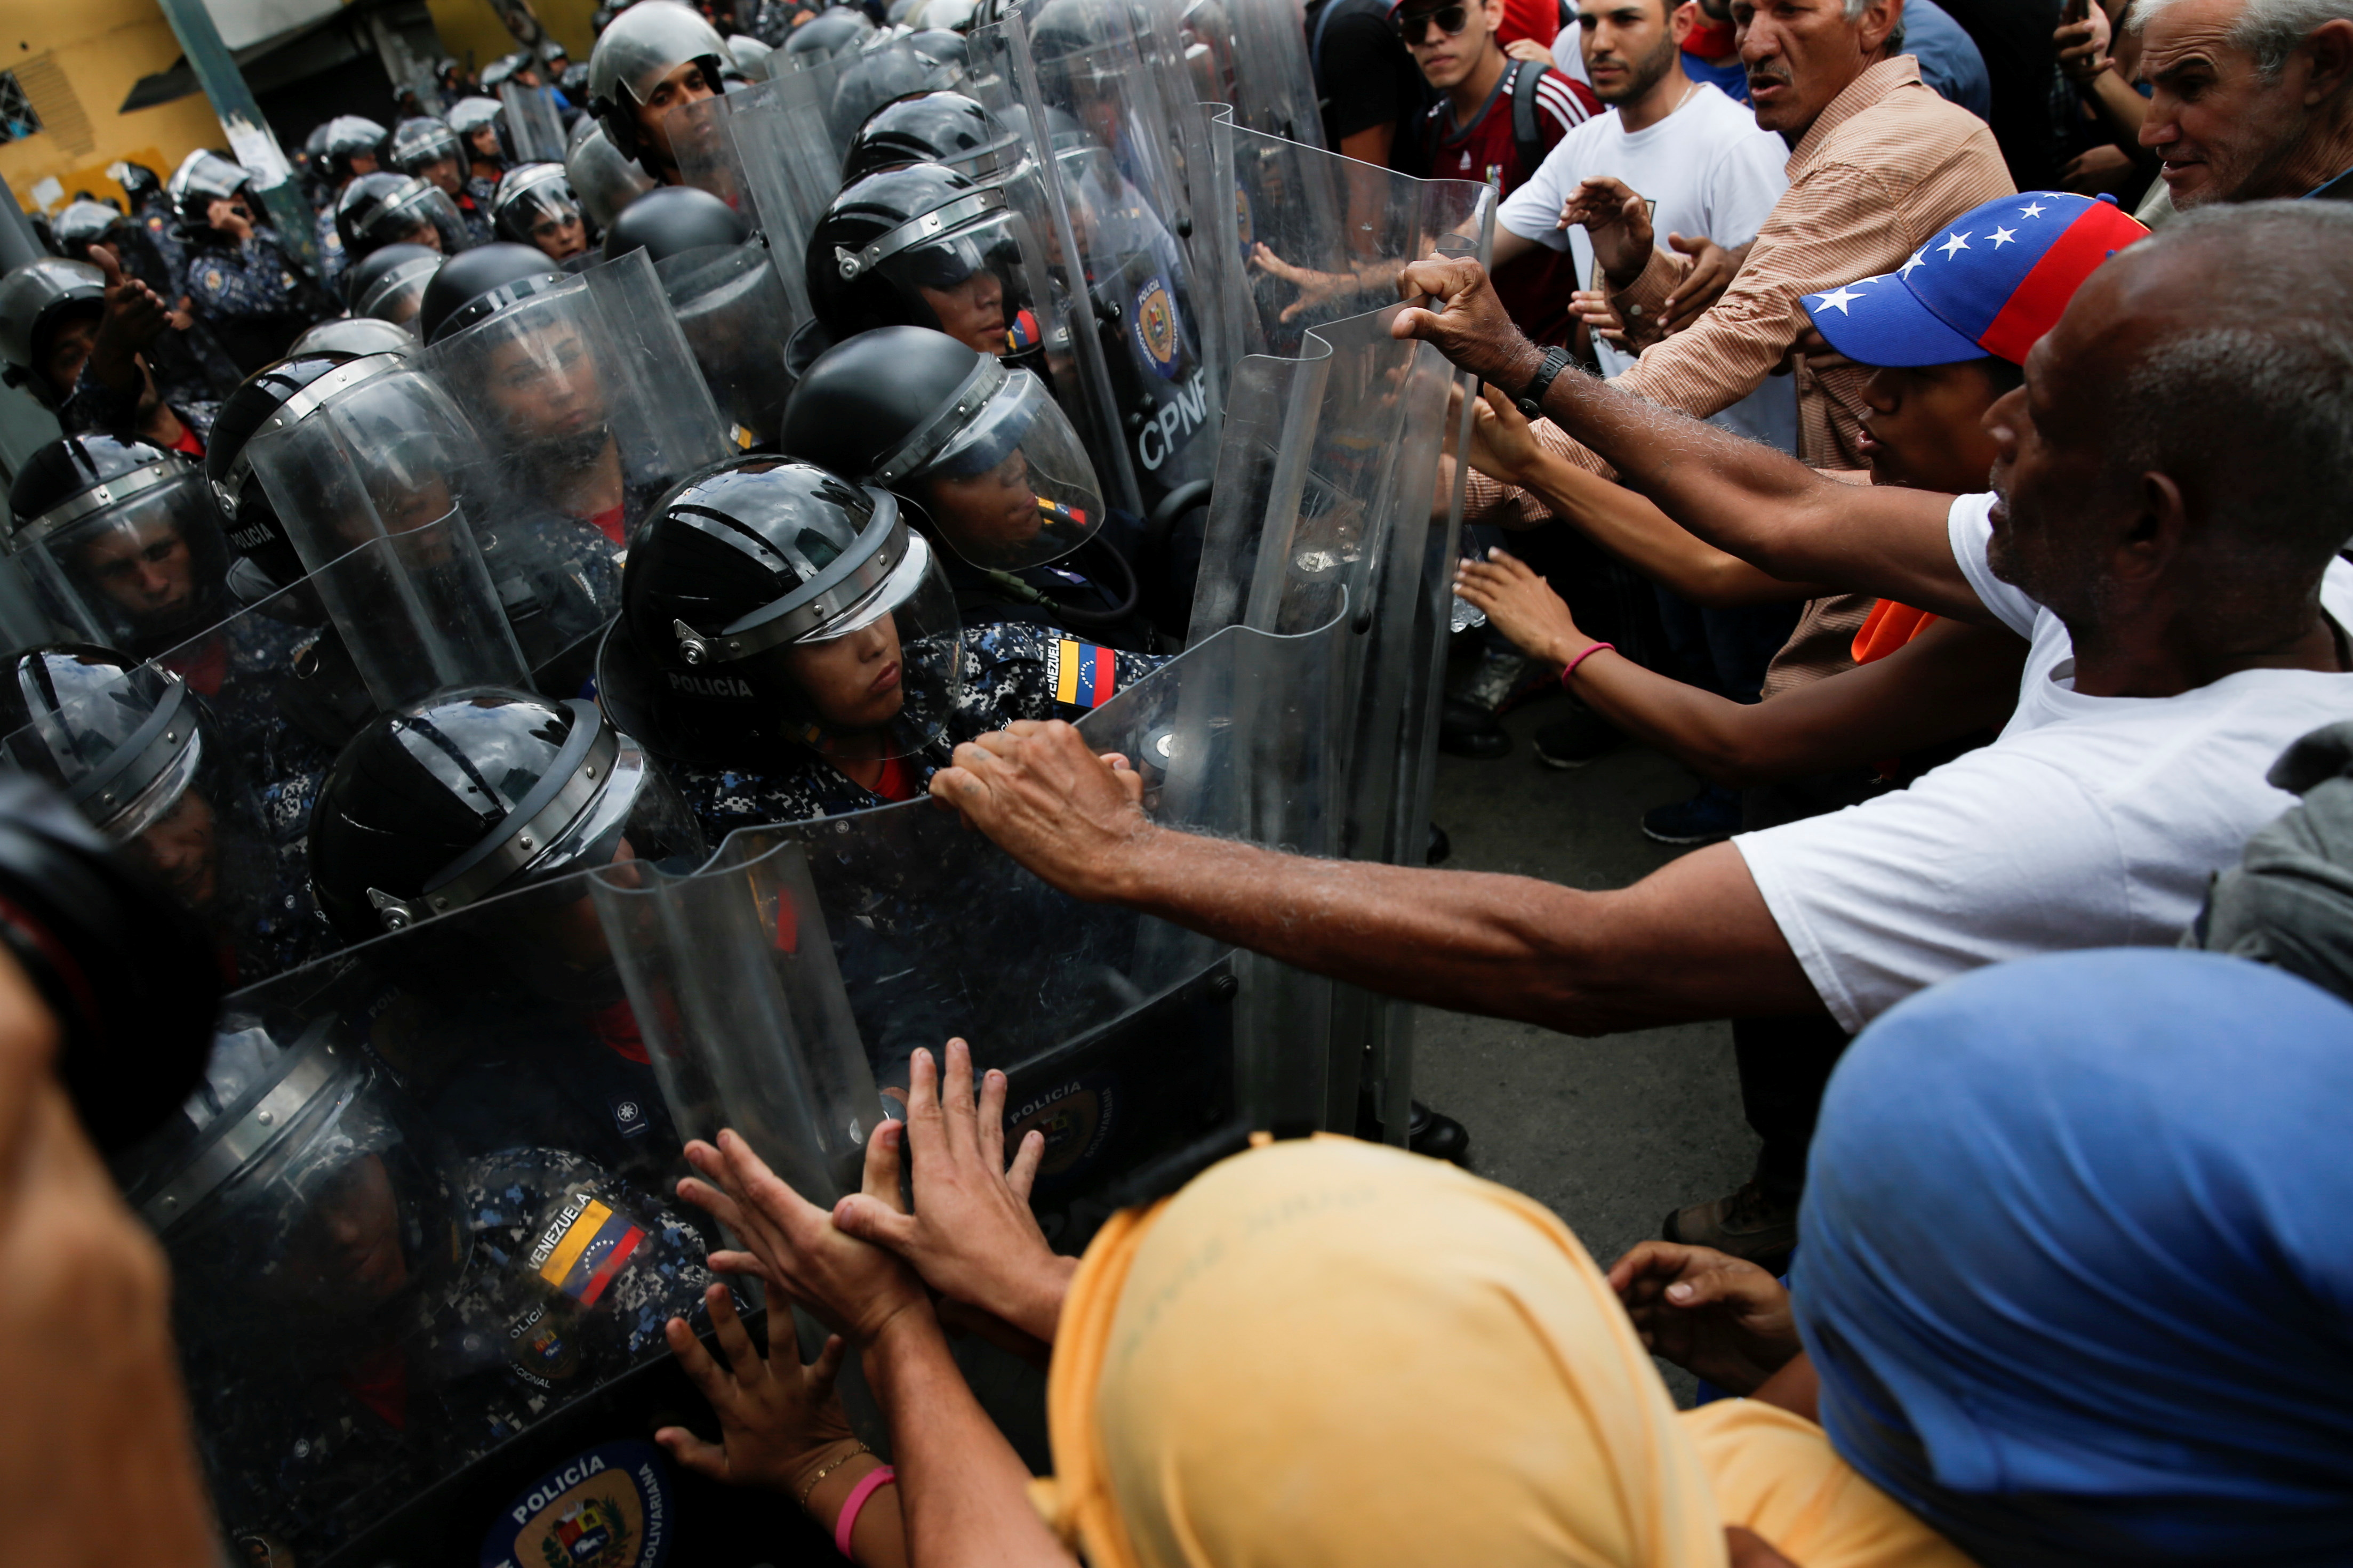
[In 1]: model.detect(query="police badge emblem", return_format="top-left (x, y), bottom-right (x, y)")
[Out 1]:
top-left (1132, 277), bottom-right (1181, 381)
top-left (480, 1439), bottom-right (673, 1568)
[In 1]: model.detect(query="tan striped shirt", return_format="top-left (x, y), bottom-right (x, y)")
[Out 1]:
top-left (1466, 54), bottom-right (2015, 530)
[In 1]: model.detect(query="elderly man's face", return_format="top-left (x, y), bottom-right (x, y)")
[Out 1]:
top-left (1981, 258), bottom-right (2147, 614)
top-left (1731, 0), bottom-right (1889, 135)
top-left (2138, 0), bottom-right (2297, 204)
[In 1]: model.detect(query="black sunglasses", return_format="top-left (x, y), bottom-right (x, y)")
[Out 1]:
top-left (1395, 4), bottom-right (1472, 43)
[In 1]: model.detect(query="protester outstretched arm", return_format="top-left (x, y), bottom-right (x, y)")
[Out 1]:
top-left (930, 722), bottom-right (1824, 1036)
top-left (1395, 255), bottom-right (1992, 621)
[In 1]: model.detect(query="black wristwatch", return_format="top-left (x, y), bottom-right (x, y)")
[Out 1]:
top-left (1512, 345), bottom-right (1574, 421)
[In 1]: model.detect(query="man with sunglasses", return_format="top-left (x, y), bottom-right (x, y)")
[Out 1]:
top-left (1402, 0), bottom-right (1601, 342)
top-left (1307, 0), bottom-right (1432, 171)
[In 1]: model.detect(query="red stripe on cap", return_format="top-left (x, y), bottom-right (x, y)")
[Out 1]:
top-left (1979, 205), bottom-right (2149, 364)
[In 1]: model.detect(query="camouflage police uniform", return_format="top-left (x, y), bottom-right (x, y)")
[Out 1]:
top-left (671, 621), bottom-right (1165, 843)
top-left (183, 226), bottom-right (318, 373)
top-left (58, 363), bottom-right (218, 449)
top-left (313, 204), bottom-right (350, 293)
top-left (937, 524), bottom-right (1157, 654)
top-left (195, 1145), bottom-right (715, 1559)
top-left (466, 172), bottom-right (503, 217)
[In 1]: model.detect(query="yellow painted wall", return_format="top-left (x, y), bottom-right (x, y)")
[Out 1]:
top-left (0, 0), bottom-right (229, 215)
top-left (423, 0), bottom-right (600, 75)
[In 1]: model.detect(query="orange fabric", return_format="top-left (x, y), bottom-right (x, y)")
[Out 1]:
top-left (1851, 600), bottom-right (1938, 666)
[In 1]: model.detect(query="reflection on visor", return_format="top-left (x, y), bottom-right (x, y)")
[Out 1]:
top-left (907, 372), bottom-right (1102, 573)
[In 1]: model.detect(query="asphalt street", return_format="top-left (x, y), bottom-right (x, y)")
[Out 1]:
top-left (1414, 695), bottom-right (1756, 1404)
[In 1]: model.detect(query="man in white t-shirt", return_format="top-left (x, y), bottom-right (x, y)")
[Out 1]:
top-left (914, 200), bottom-right (2353, 1129)
top-left (1495, 0), bottom-right (1793, 445)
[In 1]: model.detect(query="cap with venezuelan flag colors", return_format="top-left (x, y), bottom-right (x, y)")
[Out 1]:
top-left (1800, 191), bottom-right (2149, 368)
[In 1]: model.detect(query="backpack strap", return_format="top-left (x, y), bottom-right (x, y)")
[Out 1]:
top-left (1311, 0), bottom-right (1346, 91)
top-left (1509, 57), bottom-right (1548, 181)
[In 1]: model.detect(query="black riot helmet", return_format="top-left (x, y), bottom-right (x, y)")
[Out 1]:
top-left (0, 645), bottom-right (208, 849)
top-left (805, 163), bottom-right (1037, 355)
top-left (0, 257), bottom-right (106, 405)
top-left (206, 350), bottom-right (404, 600)
top-left (603, 457), bottom-right (962, 767)
top-left (600, 182), bottom-right (747, 263)
top-left (387, 116), bottom-right (464, 181)
top-left (447, 96), bottom-right (511, 170)
top-left (6, 434), bottom-right (231, 656)
top-left (110, 159), bottom-right (165, 208)
top-left (335, 172), bottom-right (469, 261)
top-left (491, 163), bottom-right (590, 260)
top-left (782, 7), bottom-right (877, 70)
top-left (780, 326), bottom-right (1103, 572)
top-left (827, 38), bottom-right (964, 144)
top-left (308, 686), bottom-right (702, 941)
top-left (52, 200), bottom-right (121, 260)
top-left (342, 240), bottom-right (444, 327)
top-left (321, 115), bottom-right (390, 181)
top-left (839, 89), bottom-right (1022, 187)
top-left (415, 241), bottom-right (567, 344)
top-left (0, 769), bottom-right (220, 1154)
top-left (289, 316), bottom-right (419, 360)
top-left (561, 59), bottom-right (593, 99)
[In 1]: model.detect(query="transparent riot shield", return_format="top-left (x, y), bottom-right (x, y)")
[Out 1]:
top-left (967, 12), bottom-right (1223, 515)
top-left (116, 838), bottom-right (769, 1566)
top-left (658, 237), bottom-right (804, 447)
top-left (241, 364), bottom-right (534, 710)
top-left (0, 647), bottom-right (328, 988)
top-left (422, 248), bottom-right (732, 689)
top-left (1186, 112), bottom-right (1493, 1138)
top-left (1158, 0), bottom-right (1326, 147)
top-left (2, 451), bottom-right (241, 664)
top-left (499, 79), bottom-right (572, 164)
top-left (593, 606), bottom-right (1346, 1243)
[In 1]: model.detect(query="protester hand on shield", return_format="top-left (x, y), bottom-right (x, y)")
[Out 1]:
top-left (0, 947), bottom-right (218, 1567)
top-left (1606, 1240), bottom-right (1803, 1396)
top-left (1460, 381), bottom-right (1551, 489)
top-left (656, 1282), bottom-right (857, 1492)
top-left (834, 1039), bottom-right (1071, 1347)
top-left (1454, 548), bottom-right (1594, 676)
top-left (1251, 242), bottom-right (1395, 324)
top-left (929, 721), bottom-right (1153, 904)
top-left (1392, 256), bottom-right (1548, 408)
top-left (678, 1129), bottom-right (931, 1347)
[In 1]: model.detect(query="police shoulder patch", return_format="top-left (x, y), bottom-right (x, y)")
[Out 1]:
top-left (1131, 277), bottom-right (1180, 381)
top-left (1049, 638), bottom-right (1118, 709)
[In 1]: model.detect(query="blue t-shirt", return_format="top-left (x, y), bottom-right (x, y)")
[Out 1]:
top-left (1901, 0), bottom-right (1993, 120)
top-left (1679, 49), bottom-right (1749, 104)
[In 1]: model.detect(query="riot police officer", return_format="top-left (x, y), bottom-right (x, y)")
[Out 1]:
top-left (334, 171), bottom-right (473, 266)
top-left (168, 151), bottom-right (323, 375)
top-left (782, 5), bottom-right (875, 70)
top-left (598, 455), bottom-right (1161, 841)
top-left (314, 115), bottom-right (390, 289)
top-left (340, 239), bottom-right (443, 328)
top-left (285, 314), bottom-right (420, 358)
top-left (0, 645), bottom-right (327, 982)
top-left (805, 162), bottom-right (1047, 360)
top-left (826, 34), bottom-right (964, 145)
top-left (780, 325), bottom-right (1152, 649)
top-left (601, 184), bottom-right (796, 443)
top-left (306, 688), bottom-right (706, 1173)
top-left (447, 96), bottom-right (511, 205)
top-left (7, 431), bottom-right (233, 656)
top-left (492, 162), bottom-right (593, 262)
top-left (586, 2), bottom-right (739, 186)
top-left (387, 115), bottom-right (496, 246)
top-left (116, 1015), bottom-right (719, 1562)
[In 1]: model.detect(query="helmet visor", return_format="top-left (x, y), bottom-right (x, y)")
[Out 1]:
top-left (356, 253), bottom-right (442, 327)
top-left (745, 527), bottom-right (964, 767)
top-left (869, 205), bottom-right (1043, 359)
top-left (903, 368), bottom-right (1102, 572)
top-left (355, 183), bottom-right (469, 255)
top-left (21, 468), bottom-right (228, 652)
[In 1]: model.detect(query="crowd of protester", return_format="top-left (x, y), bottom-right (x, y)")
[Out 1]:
top-left (1, 0), bottom-right (2351, 1559)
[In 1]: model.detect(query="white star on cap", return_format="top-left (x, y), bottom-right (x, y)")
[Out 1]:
top-left (1988, 225), bottom-right (2018, 248)
top-left (1938, 231), bottom-right (1972, 259)
top-left (2018, 200), bottom-right (2047, 219)
top-left (1811, 284), bottom-right (1868, 314)
top-left (1899, 248), bottom-right (1927, 279)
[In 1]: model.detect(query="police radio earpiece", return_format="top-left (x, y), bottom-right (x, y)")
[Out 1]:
top-left (0, 774), bottom-right (221, 1154)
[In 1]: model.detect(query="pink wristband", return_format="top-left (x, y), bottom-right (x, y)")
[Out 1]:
top-left (835, 1464), bottom-right (897, 1558)
top-left (1559, 640), bottom-right (1615, 685)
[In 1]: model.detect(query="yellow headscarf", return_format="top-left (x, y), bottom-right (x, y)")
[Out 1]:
top-left (1037, 1135), bottom-right (1727, 1568)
